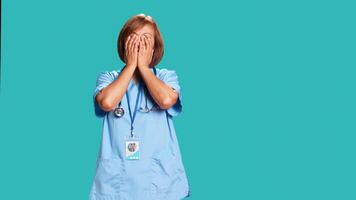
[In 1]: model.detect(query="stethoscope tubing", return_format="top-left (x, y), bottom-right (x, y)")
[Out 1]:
top-left (114, 67), bottom-right (157, 118)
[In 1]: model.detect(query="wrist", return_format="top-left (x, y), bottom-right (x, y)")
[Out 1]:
top-left (137, 64), bottom-right (149, 69)
top-left (125, 64), bottom-right (137, 69)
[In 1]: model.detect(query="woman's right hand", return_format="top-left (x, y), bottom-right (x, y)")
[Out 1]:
top-left (124, 34), bottom-right (139, 67)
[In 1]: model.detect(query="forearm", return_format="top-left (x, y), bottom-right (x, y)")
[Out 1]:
top-left (96, 65), bottom-right (136, 111)
top-left (138, 66), bottom-right (178, 109)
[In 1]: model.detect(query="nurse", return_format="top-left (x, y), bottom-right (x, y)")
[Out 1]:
top-left (89, 14), bottom-right (191, 200)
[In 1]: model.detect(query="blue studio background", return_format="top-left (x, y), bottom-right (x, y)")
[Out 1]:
top-left (0, 0), bottom-right (355, 199)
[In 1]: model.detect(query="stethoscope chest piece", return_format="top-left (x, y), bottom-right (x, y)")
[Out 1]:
top-left (113, 107), bottom-right (125, 118)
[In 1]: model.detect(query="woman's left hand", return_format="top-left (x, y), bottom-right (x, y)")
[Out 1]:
top-left (137, 35), bottom-right (154, 68)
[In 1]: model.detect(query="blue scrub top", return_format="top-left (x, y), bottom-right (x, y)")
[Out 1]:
top-left (89, 67), bottom-right (191, 200)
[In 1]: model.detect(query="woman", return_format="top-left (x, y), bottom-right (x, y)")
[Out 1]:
top-left (88, 14), bottom-right (191, 200)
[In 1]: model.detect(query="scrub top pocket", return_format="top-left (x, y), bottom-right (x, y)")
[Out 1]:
top-left (150, 149), bottom-right (184, 199)
top-left (91, 157), bottom-right (124, 197)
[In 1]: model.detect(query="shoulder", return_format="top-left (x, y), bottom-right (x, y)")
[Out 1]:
top-left (155, 67), bottom-right (179, 80)
top-left (95, 69), bottom-right (120, 81)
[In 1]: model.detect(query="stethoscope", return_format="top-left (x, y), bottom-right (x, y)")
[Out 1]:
top-left (113, 67), bottom-right (158, 118)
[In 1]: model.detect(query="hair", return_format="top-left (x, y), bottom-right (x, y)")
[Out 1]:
top-left (117, 14), bottom-right (164, 68)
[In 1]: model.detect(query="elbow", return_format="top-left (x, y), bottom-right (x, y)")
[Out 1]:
top-left (99, 99), bottom-right (116, 112)
top-left (159, 97), bottom-right (177, 110)
top-left (95, 92), bottom-right (116, 112)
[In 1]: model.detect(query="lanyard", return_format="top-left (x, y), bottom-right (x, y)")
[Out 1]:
top-left (125, 80), bottom-right (143, 137)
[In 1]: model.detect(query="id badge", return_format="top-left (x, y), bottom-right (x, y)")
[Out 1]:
top-left (125, 136), bottom-right (140, 160)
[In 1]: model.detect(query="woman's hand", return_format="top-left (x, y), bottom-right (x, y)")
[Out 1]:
top-left (137, 35), bottom-right (154, 68)
top-left (124, 34), bottom-right (139, 67)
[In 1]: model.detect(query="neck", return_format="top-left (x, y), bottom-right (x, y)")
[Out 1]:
top-left (132, 69), bottom-right (141, 84)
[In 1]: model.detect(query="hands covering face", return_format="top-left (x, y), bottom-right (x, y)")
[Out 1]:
top-left (125, 33), bottom-right (154, 68)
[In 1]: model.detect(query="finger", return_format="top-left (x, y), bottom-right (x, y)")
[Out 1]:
top-left (125, 34), bottom-right (134, 51)
top-left (128, 34), bottom-right (137, 52)
top-left (126, 35), bottom-right (133, 54)
top-left (147, 36), bottom-right (154, 57)
top-left (144, 35), bottom-right (151, 51)
top-left (134, 37), bottom-right (139, 52)
top-left (139, 36), bottom-right (144, 53)
top-left (135, 36), bottom-right (140, 52)
top-left (149, 42), bottom-right (154, 59)
top-left (130, 35), bottom-right (137, 52)
top-left (145, 36), bottom-right (153, 58)
top-left (147, 34), bottom-right (154, 47)
top-left (125, 35), bottom-right (131, 50)
top-left (143, 36), bottom-right (148, 51)
top-left (124, 35), bottom-right (133, 62)
top-left (146, 36), bottom-right (150, 51)
top-left (143, 36), bottom-right (152, 61)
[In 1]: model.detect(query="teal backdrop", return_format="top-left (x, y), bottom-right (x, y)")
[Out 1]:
top-left (0, 0), bottom-right (355, 199)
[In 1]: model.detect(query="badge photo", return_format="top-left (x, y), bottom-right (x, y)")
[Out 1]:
top-left (125, 140), bottom-right (140, 160)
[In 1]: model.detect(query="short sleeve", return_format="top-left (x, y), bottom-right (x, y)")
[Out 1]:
top-left (93, 71), bottom-right (115, 118)
top-left (158, 68), bottom-right (183, 117)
